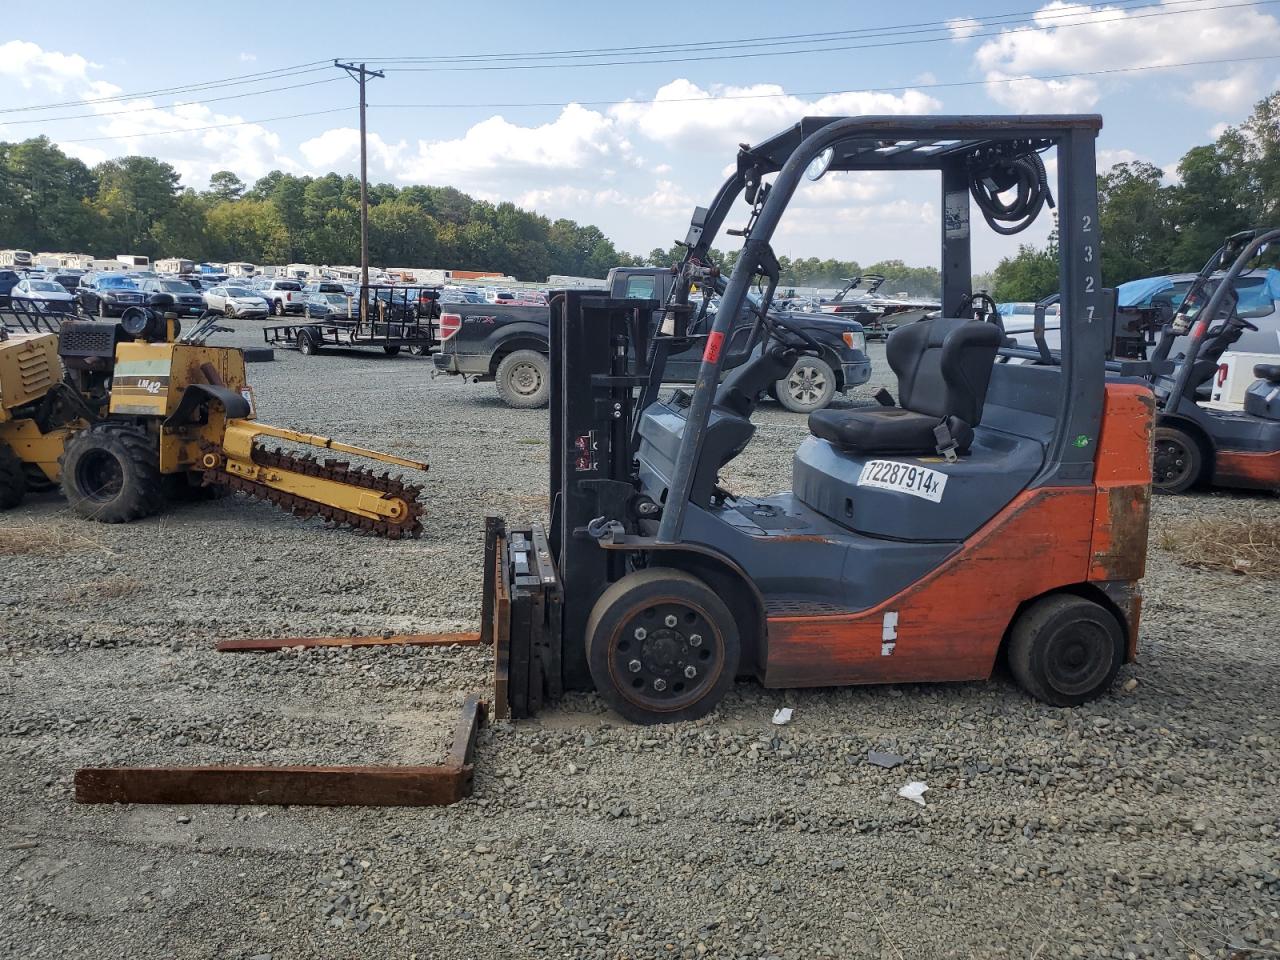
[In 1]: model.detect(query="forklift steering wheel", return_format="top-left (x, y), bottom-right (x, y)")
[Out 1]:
top-left (768, 313), bottom-right (825, 355)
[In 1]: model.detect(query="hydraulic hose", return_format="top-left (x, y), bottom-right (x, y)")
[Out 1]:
top-left (969, 151), bottom-right (1054, 235)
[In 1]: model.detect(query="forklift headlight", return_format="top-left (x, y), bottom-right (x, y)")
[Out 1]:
top-left (842, 330), bottom-right (866, 352)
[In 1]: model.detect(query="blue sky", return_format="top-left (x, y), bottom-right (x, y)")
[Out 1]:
top-left (2, 0), bottom-right (1278, 271)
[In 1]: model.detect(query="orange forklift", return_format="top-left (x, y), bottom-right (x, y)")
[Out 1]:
top-left (484, 115), bottom-right (1155, 724)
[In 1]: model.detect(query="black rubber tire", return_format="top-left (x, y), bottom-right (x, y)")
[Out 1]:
top-left (0, 444), bottom-right (26, 510)
top-left (775, 356), bottom-right (837, 413)
top-left (297, 330), bottom-right (319, 356)
top-left (1008, 593), bottom-right (1125, 707)
top-left (224, 304), bottom-right (235, 319)
top-left (495, 350), bottom-right (550, 409)
top-left (97, 298), bottom-right (108, 319)
top-left (585, 568), bottom-right (740, 725)
top-left (1152, 425), bottom-right (1204, 494)
top-left (383, 345), bottom-right (402, 356)
top-left (242, 347), bottom-right (275, 363)
top-left (59, 423), bottom-right (163, 523)
top-left (407, 343), bottom-right (427, 357)
top-left (272, 298), bottom-right (284, 317)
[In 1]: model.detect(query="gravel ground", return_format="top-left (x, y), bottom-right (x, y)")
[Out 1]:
top-left (1, 318), bottom-right (1278, 960)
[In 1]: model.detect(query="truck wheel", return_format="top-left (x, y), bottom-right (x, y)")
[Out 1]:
top-left (775, 356), bottom-right (837, 413)
top-left (60, 424), bottom-right (162, 523)
top-left (496, 350), bottom-right (550, 408)
top-left (1008, 593), bottom-right (1124, 707)
top-left (0, 445), bottom-right (26, 510)
top-left (383, 345), bottom-right (402, 356)
top-left (1152, 426), bottom-right (1203, 494)
top-left (585, 568), bottom-right (740, 725)
top-left (407, 344), bottom-right (427, 357)
top-left (297, 329), bottom-right (320, 356)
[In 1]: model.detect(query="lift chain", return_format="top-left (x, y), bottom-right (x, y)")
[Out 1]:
top-left (202, 443), bottom-right (425, 540)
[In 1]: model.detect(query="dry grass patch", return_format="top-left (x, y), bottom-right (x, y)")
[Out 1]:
top-left (0, 522), bottom-right (115, 560)
top-left (1158, 516), bottom-right (1280, 577)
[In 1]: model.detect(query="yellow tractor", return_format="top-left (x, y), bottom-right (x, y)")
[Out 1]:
top-left (2, 301), bottom-right (428, 538)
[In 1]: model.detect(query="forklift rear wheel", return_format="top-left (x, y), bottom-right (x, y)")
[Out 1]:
top-left (60, 424), bottom-right (163, 523)
top-left (496, 350), bottom-right (551, 409)
top-left (775, 356), bottom-right (836, 413)
top-left (0, 445), bottom-right (26, 510)
top-left (1008, 593), bottom-right (1124, 707)
top-left (1151, 426), bottom-right (1203, 494)
top-left (586, 568), bottom-right (740, 725)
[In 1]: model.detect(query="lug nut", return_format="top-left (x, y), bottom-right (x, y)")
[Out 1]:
top-left (628, 659), bottom-right (642, 673)
top-left (689, 633), bottom-right (702, 647)
top-left (664, 614), bottom-right (678, 628)
top-left (684, 665), bottom-right (697, 679)
top-left (653, 678), bottom-right (667, 692)
top-left (633, 627), bottom-right (647, 640)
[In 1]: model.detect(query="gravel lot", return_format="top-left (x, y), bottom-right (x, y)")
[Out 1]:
top-left (2, 318), bottom-right (1278, 960)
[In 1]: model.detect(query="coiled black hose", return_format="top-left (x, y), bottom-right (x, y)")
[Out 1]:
top-left (969, 151), bottom-right (1055, 235)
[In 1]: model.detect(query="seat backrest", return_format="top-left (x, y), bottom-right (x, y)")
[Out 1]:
top-left (886, 316), bottom-right (1002, 425)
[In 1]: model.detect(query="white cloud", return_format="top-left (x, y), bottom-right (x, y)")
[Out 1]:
top-left (1208, 121), bottom-right (1232, 139)
top-left (238, 52), bottom-right (256, 62)
top-left (0, 39), bottom-right (94, 92)
top-left (947, 17), bottom-right (982, 41)
top-left (1097, 147), bottom-right (1147, 169)
top-left (609, 79), bottom-right (942, 152)
top-left (974, 0), bottom-right (1280, 111)
top-left (1185, 66), bottom-right (1266, 113)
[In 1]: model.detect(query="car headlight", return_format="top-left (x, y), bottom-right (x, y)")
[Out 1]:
top-left (842, 330), bottom-right (866, 352)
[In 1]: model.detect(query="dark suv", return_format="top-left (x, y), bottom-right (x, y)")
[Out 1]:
top-left (76, 273), bottom-right (145, 317)
top-left (0, 270), bottom-right (19, 308)
top-left (139, 277), bottom-right (207, 316)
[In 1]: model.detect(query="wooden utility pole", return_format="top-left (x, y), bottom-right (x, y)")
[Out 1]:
top-left (334, 60), bottom-right (384, 310)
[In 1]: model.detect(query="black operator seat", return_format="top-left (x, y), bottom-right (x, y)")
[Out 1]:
top-left (807, 316), bottom-right (1002, 456)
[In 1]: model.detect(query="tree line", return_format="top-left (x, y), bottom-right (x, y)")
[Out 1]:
top-left (991, 90), bottom-right (1280, 302)
top-left (4, 90), bottom-right (1278, 291)
top-left (0, 139), bottom-right (638, 279)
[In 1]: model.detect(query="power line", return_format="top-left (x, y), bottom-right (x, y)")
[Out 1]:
top-left (58, 107), bottom-right (351, 143)
top-left (0, 76), bottom-right (345, 126)
top-left (353, 0), bottom-right (1162, 64)
top-left (0, 60), bottom-right (333, 116)
top-left (48, 51), bottom-right (1271, 145)
top-left (375, 0), bottom-right (1278, 72)
top-left (371, 54), bottom-right (1280, 111)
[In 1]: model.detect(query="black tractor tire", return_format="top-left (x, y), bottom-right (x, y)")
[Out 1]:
top-left (60, 423), bottom-right (163, 524)
top-left (242, 347), bottom-right (274, 363)
top-left (495, 350), bottom-right (551, 409)
top-left (585, 568), bottom-right (740, 725)
top-left (775, 356), bottom-right (837, 413)
top-left (383, 345), bottom-right (402, 357)
top-left (1008, 593), bottom-right (1125, 707)
top-left (0, 444), bottom-right (26, 510)
top-left (1152, 425), bottom-right (1204, 494)
top-left (297, 329), bottom-right (320, 356)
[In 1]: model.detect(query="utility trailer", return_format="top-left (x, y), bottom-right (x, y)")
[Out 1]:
top-left (264, 284), bottom-right (439, 357)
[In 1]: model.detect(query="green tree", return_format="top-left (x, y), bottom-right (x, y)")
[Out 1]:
top-left (92, 155), bottom-right (181, 256)
top-left (1096, 161), bottom-right (1174, 286)
top-left (991, 241), bottom-right (1059, 302)
top-left (206, 199), bottom-right (289, 264)
top-left (206, 170), bottom-right (246, 203)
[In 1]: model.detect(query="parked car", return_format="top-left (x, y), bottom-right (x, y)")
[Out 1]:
top-left (260, 279), bottom-right (306, 315)
top-left (433, 266), bottom-right (871, 411)
top-left (204, 285), bottom-right (270, 319)
top-left (302, 281), bottom-right (347, 296)
top-left (138, 277), bottom-right (207, 316)
top-left (0, 269), bottom-right (20, 307)
top-left (440, 287), bottom-right (486, 304)
top-left (75, 273), bottom-right (145, 317)
top-left (305, 292), bottom-right (355, 320)
top-left (11, 277), bottom-right (76, 310)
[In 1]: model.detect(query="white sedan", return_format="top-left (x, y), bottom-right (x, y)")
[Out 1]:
top-left (204, 285), bottom-right (270, 319)
top-left (12, 277), bottom-right (76, 310)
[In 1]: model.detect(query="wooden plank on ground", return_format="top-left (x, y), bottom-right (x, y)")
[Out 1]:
top-left (75, 697), bottom-right (487, 808)
top-left (215, 632), bottom-right (480, 653)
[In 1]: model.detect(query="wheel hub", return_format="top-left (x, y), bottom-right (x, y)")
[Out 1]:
top-left (76, 449), bottom-right (125, 503)
top-left (511, 362), bottom-right (542, 395)
top-left (612, 601), bottom-right (716, 709)
top-left (788, 365), bottom-right (827, 402)
top-left (1153, 438), bottom-right (1192, 486)
top-left (1047, 623), bottom-right (1111, 696)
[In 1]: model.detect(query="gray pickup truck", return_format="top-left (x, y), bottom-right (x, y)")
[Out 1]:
top-left (432, 267), bottom-right (873, 412)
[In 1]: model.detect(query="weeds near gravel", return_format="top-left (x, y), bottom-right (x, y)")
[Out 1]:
top-left (1158, 516), bottom-right (1280, 577)
top-left (0, 519), bottom-right (114, 557)
top-left (61, 576), bottom-right (144, 606)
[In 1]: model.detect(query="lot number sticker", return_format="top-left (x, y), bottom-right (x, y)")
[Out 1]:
top-left (857, 460), bottom-right (948, 503)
